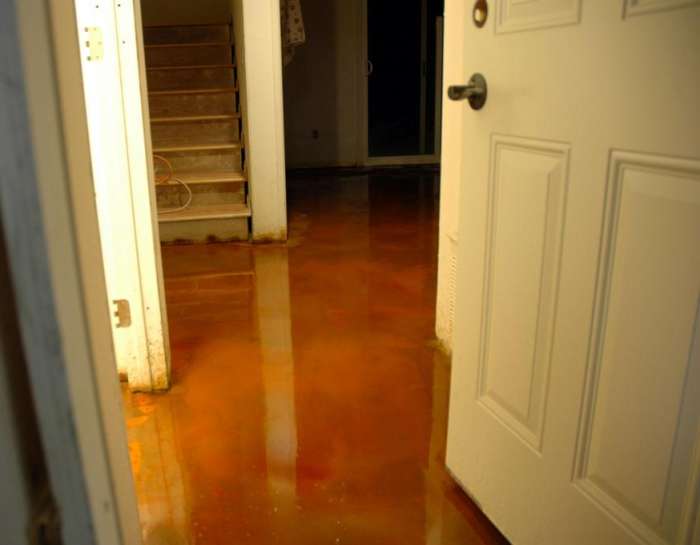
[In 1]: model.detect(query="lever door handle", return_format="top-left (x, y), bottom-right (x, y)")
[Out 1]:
top-left (448, 73), bottom-right (487, 110)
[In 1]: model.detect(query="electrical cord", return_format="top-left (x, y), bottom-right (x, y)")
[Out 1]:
top-left (153, 153), bottom-right (193, 214)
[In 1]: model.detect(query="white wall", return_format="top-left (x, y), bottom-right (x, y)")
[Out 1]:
top-left (282, 0), bottom-right (363, 168)
top-left (232, 0), bottom-right (288, 241)
top-left (141, 0), bottom-right (231, 26)
top-left (434, 0), bottom-right (465, 352)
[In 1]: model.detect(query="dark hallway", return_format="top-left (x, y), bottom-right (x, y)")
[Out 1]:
top-left (122, 170), bottom-right (508, 545)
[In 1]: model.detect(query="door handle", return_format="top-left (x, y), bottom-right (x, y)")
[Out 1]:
top-left (448, 73), bottom-right (487, 110)
top-left (367, 60), bottom-right (374, 76)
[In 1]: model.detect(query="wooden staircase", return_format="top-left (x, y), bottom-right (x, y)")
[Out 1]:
top-left (144, 24), bottom-right (250, 244)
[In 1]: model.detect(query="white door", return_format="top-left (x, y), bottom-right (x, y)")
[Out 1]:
top-left (445, 2), bottom-right (700, 545)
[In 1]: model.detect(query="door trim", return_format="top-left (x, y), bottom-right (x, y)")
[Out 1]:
top-left (115, 0), bottom-right (171, 390)
top-left (2, 0), bottom-right (142, 542)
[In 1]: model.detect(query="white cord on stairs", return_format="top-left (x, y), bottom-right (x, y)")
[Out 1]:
top-left (153, 153), bottom-right (193, 214)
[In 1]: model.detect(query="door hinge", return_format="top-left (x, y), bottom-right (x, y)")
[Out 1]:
top-left (83, 26), bottom-right (104, 62)
top-left (113, 299), bottom-right (132, 328)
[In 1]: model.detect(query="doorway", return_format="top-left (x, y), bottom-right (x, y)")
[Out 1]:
top-left (115, 1), bottom-right (499, 543)
top-left (364, 0), bottom-right (444, 164)
top-left (9, 0), bottom-right (700, 544)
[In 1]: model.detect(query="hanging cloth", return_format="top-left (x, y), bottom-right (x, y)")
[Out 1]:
top-left (280, 0), bottom-right (306, 66)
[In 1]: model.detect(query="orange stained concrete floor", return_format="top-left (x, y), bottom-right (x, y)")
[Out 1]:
top-left (122, 170), bottom-right (510, 545)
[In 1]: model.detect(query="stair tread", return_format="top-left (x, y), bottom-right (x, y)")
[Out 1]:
top-left (158, 202), bottom-right (251, 223)
top-left (144, 23), bottom-right (231, 49)
top-left (159, 169), bottom-right (247, 185)
top-left (151, 113), bottom-right (241, 123)
top-left (145, 42), bottom-right (231, 49)
top-left (147, 64), bottom-right (235, 71)
top-left (149, 87), bottom-right (237, 96)
top-left (144, 23), bottom-right (230, 28)
top-left (153, 142), bottom-right (242, 153)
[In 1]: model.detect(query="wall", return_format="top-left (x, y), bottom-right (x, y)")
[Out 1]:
top-left (232, 0), bottom-right (288, 240)
top-left (0, 231), bottom-right (45, 545)
top-left (141, 0), bottom-right (231, 26)
top-left (282, 0), bottom-right (363, 168)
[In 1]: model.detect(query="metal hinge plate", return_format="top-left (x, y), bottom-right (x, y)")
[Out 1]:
top-left (84, 26), bottom-right (104, 61)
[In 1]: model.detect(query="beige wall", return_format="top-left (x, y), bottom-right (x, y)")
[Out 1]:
top-left (282, 0), bottom-right (363, 168)
top-left (141, 0), bottom-right (231, 26)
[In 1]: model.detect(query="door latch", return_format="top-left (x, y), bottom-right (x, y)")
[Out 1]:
top-left (448, 73), bottom-right (488, 110)
top-left (113, 299), bottom-right (132, 328)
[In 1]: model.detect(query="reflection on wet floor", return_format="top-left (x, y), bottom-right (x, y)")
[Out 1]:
top-left (122, 171), bottom-right (510, 545)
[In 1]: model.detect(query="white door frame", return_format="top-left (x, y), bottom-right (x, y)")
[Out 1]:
top-left (115, 0), bottom-right (172, 390)
top-left (3, 0), bottom-right (141, 542)
top-left (358, 0), bottom-right (443, 167)
top-left (75, 0), bottom-right (170, 392)
top-left (435, 0), bottom-right (465, 352)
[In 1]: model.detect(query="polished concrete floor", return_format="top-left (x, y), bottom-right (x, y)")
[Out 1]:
top-left (122, 171), bottom-right (509, 545)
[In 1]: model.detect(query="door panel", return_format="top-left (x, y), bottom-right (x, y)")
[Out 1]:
top-left (495, 0), bottom-right (581, 33)
top-left (574, 152), bottom-right (700, 545)
top-left (479, 135), bottom-right (569, 452)
top-left (624, 0), bottom-right (700, 18)
top-left (445, 1), bottom-right (700, 544)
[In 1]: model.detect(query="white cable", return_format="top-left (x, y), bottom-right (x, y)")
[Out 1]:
top-left (153, 153), bottom-right (193, 214)
top-left (158, 177), bottom-right (193, 214)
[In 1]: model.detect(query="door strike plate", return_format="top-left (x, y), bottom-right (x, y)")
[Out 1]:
top-left (113, 299), bottom-right (132, 328)
top-left (84, 27), bottom-right (104, 61)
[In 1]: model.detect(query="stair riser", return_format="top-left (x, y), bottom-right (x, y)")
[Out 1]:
top-left (159, 217), bottom-right (249, 244)
top-left (144, 25), bottom-right (230, 45)
top-left (148, 93), bottom-right (237, 117)
top-left (156, 183), bottom-right (246, 208)
top-left (146, 45), bottom-right (232, 67)
top-left (151, 121), bottom-right (240, 148)
top-left (147, 68), bottom-right (234, 91)
top-left (154, 149), bottom-right (242, 172)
